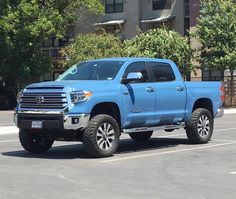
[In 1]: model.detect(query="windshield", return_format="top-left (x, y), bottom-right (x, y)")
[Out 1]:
top-left (57, 61), bottom-right (124, 81)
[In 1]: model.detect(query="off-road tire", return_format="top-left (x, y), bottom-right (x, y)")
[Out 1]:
top-left (19, 129), bottom-right (54, 153)
top-left (186, 108), bottom-right (213, 144)
top-left (82, 114), bottom-right (120, 158)
top-left (129, 131), bottom-right (153, 142)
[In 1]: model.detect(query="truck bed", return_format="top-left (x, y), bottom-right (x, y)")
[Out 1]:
top-left (184, 81), bottom-right (222, 119)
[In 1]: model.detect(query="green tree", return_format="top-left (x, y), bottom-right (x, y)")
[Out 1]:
top-left (196, 0), bottom-right (236, 105)
top-left (123, 28), bottom-right (194, 77)
top-left (65, 32), bottom-right (124, 66)
top-left (0, 0), bottom-right (103, 92)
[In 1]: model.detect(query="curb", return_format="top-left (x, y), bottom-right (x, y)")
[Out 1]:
top-left (224, 109), bottom-right (236, 115)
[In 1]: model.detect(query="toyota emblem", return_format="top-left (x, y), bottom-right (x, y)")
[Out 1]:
top-left (35, 96), bottom-right (44, 104)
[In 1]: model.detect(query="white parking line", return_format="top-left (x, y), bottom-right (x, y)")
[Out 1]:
top-left (0, 125), bottom-right (236, 136)
top-left (157, 133), bottom-right (185, 138)
top-left (229, 171), bottom-right (236, 175)
top-left (102, 141), bottom-right (236, 163)
top-left (0, 126), bottom-right (18, 135)
top-left (213, 139), bottom-right (236, 142)
top-left (0, 139), bottom-right (18, 143)
top-left (58, 173), bottom-right (76, 184)
top-left (215, 128), bottom-right (236, 132)
top-left (150, 127), bottom-right (236, 139)
top-left (0, 123), bottom-right (14, 126)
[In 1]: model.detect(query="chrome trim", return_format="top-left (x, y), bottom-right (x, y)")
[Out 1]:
top-left (17, 110), bottom-right (64, 114)
top-left (64, 114), bottom-right (90, 130)
top-left (15, 110), bottom-right (90, 130)
top-left (197, 115), bottom-right (210, 137)
top-left (123, 123), bottom-right (185, 133)
top-left (96, 122), bottom-right (115, 150)
top-left (20, 91), bottom-right (67, 109)
top-left (215, 106), bottom-right (224, 118)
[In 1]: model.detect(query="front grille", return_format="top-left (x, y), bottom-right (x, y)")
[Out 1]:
top-left (20, 89), bottom-right (67, 109)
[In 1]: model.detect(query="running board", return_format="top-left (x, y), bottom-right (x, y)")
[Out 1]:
top-left (123, 124), bottom-right (185, 134)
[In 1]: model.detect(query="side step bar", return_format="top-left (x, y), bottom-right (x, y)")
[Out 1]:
top-left (123, 123), bottom-right (185, 134)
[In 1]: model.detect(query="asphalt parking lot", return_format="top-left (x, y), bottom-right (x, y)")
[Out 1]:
top-left (0, 111), bottom-right (236, 199)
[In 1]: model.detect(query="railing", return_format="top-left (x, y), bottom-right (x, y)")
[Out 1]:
top-left (224, 76), bottom-right (236, 107)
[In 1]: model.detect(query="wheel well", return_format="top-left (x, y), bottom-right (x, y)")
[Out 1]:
top-left (193, 98), bottom-right (213, 116)
top-left (90, 102), bottom-right (121, 127)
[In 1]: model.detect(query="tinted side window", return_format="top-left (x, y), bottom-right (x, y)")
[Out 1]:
top-left (124, 62), bottom-right (148, 82)
top-left (148, 62), bottom-right (175, 82)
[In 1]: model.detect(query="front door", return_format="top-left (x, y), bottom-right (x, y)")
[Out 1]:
top-left (121, 62), bottom-right (156, 128)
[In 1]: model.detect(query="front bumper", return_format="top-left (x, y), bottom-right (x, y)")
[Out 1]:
top-left (215, 106), bottom-right (224, 118)
top-left (14, 111), bottom-right (90, 131)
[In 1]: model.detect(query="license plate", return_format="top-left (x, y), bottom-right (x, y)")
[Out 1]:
top-left (31, 121), bottom-right (43, 129)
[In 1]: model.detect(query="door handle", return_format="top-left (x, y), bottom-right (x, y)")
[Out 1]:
top-left (146, 87), bottom-right (155, 92)
top-left (176, 86), bottom-right (184, 91)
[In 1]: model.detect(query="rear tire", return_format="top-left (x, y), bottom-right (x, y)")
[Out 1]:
top-left (19, 130), bottom-right (54, 153)
top-left (129, 131), bottom-right (153, 142)
top-left (82, 114), bottom-right (120, 158)
top-left (186, 108), bottom-right (213, 144)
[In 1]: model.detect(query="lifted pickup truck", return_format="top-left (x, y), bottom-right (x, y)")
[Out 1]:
top-left (15, 58), bottom-right (224, 157)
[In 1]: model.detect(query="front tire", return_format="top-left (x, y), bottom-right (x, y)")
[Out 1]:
top-left (82, 114), bottom-right (120, 158)
top-left (129, 131), bottom-right (153, 142)
top-left (19, 130), bottom-right (54, 153)
top-left (186, 108), bottom-right (213, 144)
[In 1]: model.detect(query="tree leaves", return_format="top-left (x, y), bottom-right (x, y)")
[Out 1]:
top-left (0, 0), bottom-right (102, 92)
top-left (65, 28), bottom-right (194, 77)
top-left (196, 0), bottom-right (236, 71)
top-left (123, 28), bottom-right (194, 76)
top-left (65, 32), bottom-right (123, 67)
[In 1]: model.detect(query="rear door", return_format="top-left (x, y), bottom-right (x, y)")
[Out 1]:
top-left (121, 62), bottom-right (156, 128)
top-left (147, 62), bottom-right (186, 125)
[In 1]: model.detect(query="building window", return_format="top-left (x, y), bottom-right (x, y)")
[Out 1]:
top-left (51, 36), bottom-right (69, 47)
top-left (184, 0), bottom-right (190, 16)
top-left (184, 18), bottom-right (190, 36)
top-left (202, 70), bottom-right (224, 81)
top-left (105, 0), bottom-right (123, 13)
top-left (105, 25), bottom-right (120, 34)
top-left (153, 0), bottom-right (172, 10)
top-left (59, 37), bottom-right (69, 47)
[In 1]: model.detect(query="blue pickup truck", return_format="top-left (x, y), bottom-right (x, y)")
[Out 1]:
top-left (15, 58), bottom-right (224, 157)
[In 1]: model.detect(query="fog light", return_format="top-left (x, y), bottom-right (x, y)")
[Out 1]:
top-left (72, 118), bottom-right (79, 124)
top-left (64, 115), bottom-right (69, 122)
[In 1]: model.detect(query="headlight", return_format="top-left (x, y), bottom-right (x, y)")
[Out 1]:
top-left (70, 91), bottom-right (92, 104)
top-left (17, 90), bottom-right (23, 103)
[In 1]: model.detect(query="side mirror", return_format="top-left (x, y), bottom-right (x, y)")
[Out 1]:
top-left (121, 72), bottom-right (143, 84)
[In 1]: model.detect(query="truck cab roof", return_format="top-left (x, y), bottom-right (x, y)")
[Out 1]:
top-left (89, 57), bottom-right (174, 63)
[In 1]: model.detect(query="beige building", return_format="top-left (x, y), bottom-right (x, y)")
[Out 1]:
top-left (43, 0), bottom-right (195, 81)
top-left (75, 0), bottom-right (190, 39)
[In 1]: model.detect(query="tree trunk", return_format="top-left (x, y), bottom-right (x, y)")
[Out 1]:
top-left (230, 69), bottom-right (234, 107)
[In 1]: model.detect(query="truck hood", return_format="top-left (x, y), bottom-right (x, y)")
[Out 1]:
top-left (26, 80), bottom-right (110, 92)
